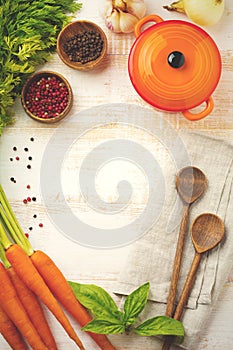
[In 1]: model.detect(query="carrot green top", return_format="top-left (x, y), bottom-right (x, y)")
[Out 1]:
top-left (0, 184), bottom-right (33, 256)
top-left (0, 240), bottom-right (11, 268)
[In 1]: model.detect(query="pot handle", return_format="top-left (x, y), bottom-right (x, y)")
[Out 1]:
top-left (134, 14), bottom-right (164, 38)
top-left (182, 97), bottom-right (214, 121)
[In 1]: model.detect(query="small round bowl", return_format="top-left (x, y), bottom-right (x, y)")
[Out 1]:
top-left (57, 20), bottom-right (107, 71)
top-left (21, 71), bottom-right (73, 123)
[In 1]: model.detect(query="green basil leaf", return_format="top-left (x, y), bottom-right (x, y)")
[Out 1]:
top-left (69, 281), bottom-right (121, 320)
top-left (134, 316), bottom-right (184, 339)
top-left (125, 317), bottom-right (136, 327)
top-left (123, 282), bottom-right (150, 324)
top-left (82, 317), bottom-right (125, 334)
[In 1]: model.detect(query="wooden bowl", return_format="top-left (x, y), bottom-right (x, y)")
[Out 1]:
top-left (57, 20), bottom-right (107, 71)
top-left (21, 71), bottom-right (73, 123)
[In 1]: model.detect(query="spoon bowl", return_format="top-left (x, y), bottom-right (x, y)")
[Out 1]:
top-left (176, 166), bottom-right (207, 204)
top-left (191, 213), bottom-right (225, 254)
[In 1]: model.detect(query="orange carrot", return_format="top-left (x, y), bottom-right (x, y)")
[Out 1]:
top-left (0, 304), bottom-right (28, 350)
top-left (6, 244), bottom-right (85, 350)
top-left (0, 184), bottom-right (114, 349)
top-left (7, 266), bottom-right (58, 350)
top-left (31, 250), bottom-right (117, 350)
top-left (0, 262), bottom-right (48, 350)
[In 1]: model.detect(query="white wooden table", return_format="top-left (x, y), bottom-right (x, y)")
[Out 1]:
top-left (0, 1), bottom-right (233, 349)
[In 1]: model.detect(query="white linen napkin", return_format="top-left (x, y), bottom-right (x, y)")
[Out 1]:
top-left (115, 131), bottom-right (233, 349)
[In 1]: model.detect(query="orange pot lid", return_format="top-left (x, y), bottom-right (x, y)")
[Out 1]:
top-left (128, 17), bottom-right (222, 112)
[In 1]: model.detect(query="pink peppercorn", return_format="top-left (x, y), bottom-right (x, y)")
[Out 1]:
top-left (23, 199), bottom-right (27, 204)
top-left (39, 223), bottom-right (43, 228)
top-left (25, 75), bottom-right (69, 119)
top-left (27, 197), bottom-right (31, 202)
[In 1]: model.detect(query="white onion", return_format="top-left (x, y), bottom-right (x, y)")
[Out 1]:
top-left (164, 0), bottom-right (225, 26)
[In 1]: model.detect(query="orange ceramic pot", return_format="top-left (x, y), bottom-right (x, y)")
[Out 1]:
top-left (128, 15), bottom-right (222, 121)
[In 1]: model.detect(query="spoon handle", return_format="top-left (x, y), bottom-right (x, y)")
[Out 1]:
top-left (161, 252), bottom-right (202, 350)
top-left (173, 251), bottom-right (201, 321)
top-left (161, 336), bottom-right (173, 350)
top-left (165, 203), bottom-right (190, 318)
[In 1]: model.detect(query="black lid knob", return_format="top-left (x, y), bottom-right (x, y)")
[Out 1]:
top-left (167, 51), bottom-right (185, 68)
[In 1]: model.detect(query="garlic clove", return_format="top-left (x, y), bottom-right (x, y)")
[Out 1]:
top-left (126, 0), bottom-right (147, 19)
top-left (102, 0), bottom-right (147, 33)
top-left (105, 9), bottom-right (122, 33)
top-left (101, 0), bottom-right (114, 17)
top-left (119, 10), bottom-right (138, 33)
top-left (113, 0), bottom-right (127, 11)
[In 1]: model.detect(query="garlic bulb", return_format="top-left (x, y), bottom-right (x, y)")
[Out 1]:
top-left (164, 0), bottom-right (224, 26)
top-left (103, 0), bottom-right (146, 33)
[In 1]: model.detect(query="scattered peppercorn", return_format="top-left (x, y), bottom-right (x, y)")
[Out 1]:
top-left (39, 223), bottom-right (43, 228)
top-left (24, 147), bottom-right (28, 152)
top-left (30, 137), bottom-right (34, 142)
top-left (63, 30), bottom-right (104, 64)
top-left (29, 227), bottom-right (33, 231)
top-left (27, 185), bottom-right (31, 189)
top-left (13, 146), bottom-right (17, 151)
top-left (28, 156), bottom-right (32, 161)
top-left (10, 158), bottom-right (13, 161)
top-left (25, 233), bottom-right (29, 238)
top-left (27, 197), bottom-right (31, 202)
top-left (27, 165), bottom-right (31, 169)
top-left (33, 214), bottom-right (37, 218)
top-left (16, 156), bottom-right (20, 161)
top-left (25, 76), bottom-right (69, 119)
top-left (23, 199), bottom-right (28, 204)
top-left (32, 197), bottom-right (36, 202)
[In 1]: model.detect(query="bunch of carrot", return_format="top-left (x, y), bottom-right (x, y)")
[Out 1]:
top-left (0, 184), bottom-right (116, 350)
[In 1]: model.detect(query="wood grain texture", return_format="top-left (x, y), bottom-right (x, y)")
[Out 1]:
top-left (0, 0), bottom-right (233, 349)
top-left (57, 20), bottom-right (108, 70)
top-left (21, 71), bottom-right (73, 123)
top-left (165, 202), bottom-right (190, 319)
top-left (165, 167), bottom-right (207, 318)
top-left (163, 214), bottom-right (225, 350)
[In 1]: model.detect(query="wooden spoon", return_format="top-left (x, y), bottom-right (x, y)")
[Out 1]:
top-left (162, 167), bottom-right (206, 350)
top-left (165, 167), bottom-right (207, 318)
top-left (174, 213), bottom-right (224, 320)
top-left (162, 213), bottom-right (225, 350)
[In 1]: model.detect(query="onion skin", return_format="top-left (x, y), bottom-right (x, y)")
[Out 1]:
top-left (164, 0), bottom-right (225, 26)
top-left (103, 0), bottom-right (146, 33)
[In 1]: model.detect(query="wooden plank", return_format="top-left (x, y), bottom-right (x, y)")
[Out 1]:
top-left (0, 0), bottom-right (233, 349)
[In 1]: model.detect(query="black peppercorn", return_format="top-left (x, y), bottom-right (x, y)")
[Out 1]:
top-left (63, 30), bottom-right (104, 64)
